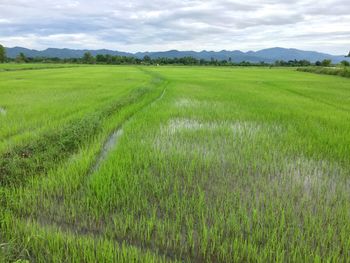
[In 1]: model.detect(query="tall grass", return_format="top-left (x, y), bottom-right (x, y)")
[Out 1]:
top-left (297, 66), bottom-right (350, 78)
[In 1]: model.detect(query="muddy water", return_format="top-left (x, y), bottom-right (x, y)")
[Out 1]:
top-left (0, 107), bottom-right (6, 116)
top-left (90, 129), bottom-right (124, 173)
top-left (90, 86), bottom-right (167, 174)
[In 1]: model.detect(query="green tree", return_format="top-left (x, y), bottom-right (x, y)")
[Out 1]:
top-left (0, 44), bottom-right (5, 63)
top-left (96, 54), bottom-right (107, 63)
top-left (82, 52), bottom-right (95, 64)
top-left (16, 52), bottom-right (27, 63)
top-left (321, 59), bottom-right (332, 67)
top-left (340, 60), bottom-right (350, 67)
top-left (143, 55), bottom-right (151, 64)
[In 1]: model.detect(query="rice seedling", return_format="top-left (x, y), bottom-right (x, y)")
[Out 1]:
top-left (1, 65), bottom-right (349, 262)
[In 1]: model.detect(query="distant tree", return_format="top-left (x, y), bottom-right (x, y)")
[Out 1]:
top-left (346, 51), bottom-right (350, 57)
top-left (105, 54), bottom-right (113, 64)
top-left (299, 60), bottom-right (311, 66)
top-left (315, 61), bottom-right (321, 66)
top-left (16, 52), bottom-right (27, 63)
top-left (340, 60), bottom-right (350, 67)
top-left (0, 44), bottom-right (5, 63)
top-left (274, 60), bottom-right (283, 66)
top-left (321, 59), bottom-right (332, 67)
top-left (82, 52), bottom-right (95, 64)
top-left (143, 55), bottom-right (151, 64)
top-left (96, 54), bottom-right (107, 63)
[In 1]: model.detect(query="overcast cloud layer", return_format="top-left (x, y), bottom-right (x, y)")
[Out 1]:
top-left (0, 0), bottom-right (349, 54)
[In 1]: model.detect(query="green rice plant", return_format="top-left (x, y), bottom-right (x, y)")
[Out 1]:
top-left (1, 65), bottom-right (350, 262)
top-left (0, 63), bottom-right (81, 72)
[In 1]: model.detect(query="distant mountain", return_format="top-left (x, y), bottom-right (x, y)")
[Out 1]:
top-left (5, 47), bottom-right (133, 59)
top-left (248, 48), bottom-right (339, 62)
top-left (5, 46), bottom-right (350, 63)
top-left (134, 50), bottom-right (262, 62)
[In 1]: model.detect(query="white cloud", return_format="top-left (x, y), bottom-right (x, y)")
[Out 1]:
top-left (0, 0), bottom-right (349, 54)
top-left (0, 18), bottom-right (11, 24)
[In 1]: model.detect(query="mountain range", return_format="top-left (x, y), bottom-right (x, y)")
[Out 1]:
top-left (5, 47), bottom-right (350, 63)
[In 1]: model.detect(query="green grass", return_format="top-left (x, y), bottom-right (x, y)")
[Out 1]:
top-left (0, 66), bottom-right (154, 152)
top-left (0, 63), bottom-right (81, 71)
top-left (1, 65), bottom-right (350, 262)
top-left (297, 66), bottom-right (350, 78)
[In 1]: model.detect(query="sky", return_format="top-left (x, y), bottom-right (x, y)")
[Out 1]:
top-left (0, 0), bottom-right (349, 54)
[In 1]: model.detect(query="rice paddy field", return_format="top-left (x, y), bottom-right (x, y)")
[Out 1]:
top-left (0, 65), bottom-right (350, 262)
top-left (0, 63), bottom-right (81, 72)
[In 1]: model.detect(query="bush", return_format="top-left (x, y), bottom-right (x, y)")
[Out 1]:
top-left (297, 67), bottom-right (350, 78)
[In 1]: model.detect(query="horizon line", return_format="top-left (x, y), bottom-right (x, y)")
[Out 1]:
top-left (4, 46), bottom-right (348, 57)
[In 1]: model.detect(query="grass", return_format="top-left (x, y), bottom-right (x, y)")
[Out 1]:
top-left (0, 66), bottom-right (154, 152)
top-left (297, 66), bottom-right (350, 78)
top-left (1, 65), bottom-right (350, 262)
top-left (0, 63), bottom-right (81, 71)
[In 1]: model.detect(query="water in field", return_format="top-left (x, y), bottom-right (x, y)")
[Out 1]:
top-left (91, 129), bottom-right (124, 173)
top-left (0, 107), bottom-right (6, 116)
top-left (1, 66), bottom-right (350, 262)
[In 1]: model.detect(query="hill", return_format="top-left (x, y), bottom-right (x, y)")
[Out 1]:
top-left (5, 47), bottom-right (350, 63)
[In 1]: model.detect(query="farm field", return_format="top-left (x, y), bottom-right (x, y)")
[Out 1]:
top-left (1, 65), bottom-right (350, 262)
top-left (0, 63), bottom-right (81, 72)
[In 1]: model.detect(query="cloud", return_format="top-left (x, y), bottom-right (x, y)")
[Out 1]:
top-left (0, 0), bottom-right (349, 54)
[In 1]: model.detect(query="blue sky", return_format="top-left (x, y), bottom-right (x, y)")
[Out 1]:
top-left (0, 0), bottom-right (349, 54)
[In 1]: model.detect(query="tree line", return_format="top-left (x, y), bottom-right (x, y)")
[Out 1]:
top-left (1, 46), bottom-right (349, 67)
